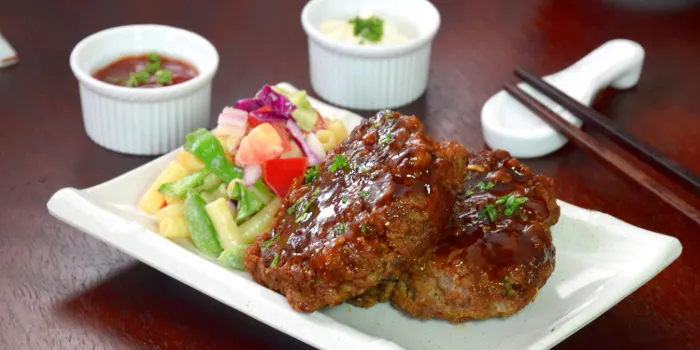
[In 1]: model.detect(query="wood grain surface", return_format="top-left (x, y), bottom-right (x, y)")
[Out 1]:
top-left (1, 0), bottom-right (699, 349)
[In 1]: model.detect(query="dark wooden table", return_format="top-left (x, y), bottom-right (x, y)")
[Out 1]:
top-left (2, 0), bottom-right (700, 348)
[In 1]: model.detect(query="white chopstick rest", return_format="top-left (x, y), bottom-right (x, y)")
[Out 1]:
top-left (0, 33), bottom-right (19, 68)
top-left (480, 39), bottom-right (645, 158)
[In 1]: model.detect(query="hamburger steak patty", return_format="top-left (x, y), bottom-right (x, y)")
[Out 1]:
top-left (390, 149), bottom-right (560, 322)
top-left (349, 139), bottom-right (471, 308)
top-left (244, 111), bottom-right (460, 312)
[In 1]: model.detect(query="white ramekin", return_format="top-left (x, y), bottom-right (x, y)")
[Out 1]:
top-left (301, 0), bottom-right (440, 110)
top-left (70, 24), bottom-right (219, 155)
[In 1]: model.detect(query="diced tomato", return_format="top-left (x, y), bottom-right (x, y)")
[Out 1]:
top-left (262, 158), bottom-right (308, 197)
top-left (236, 123), bottom-right (284, 166)
top-left (248, 116), bottom-right (264, 128)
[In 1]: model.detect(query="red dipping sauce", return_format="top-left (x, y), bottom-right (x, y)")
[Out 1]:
top-left (92, 53), bottom-right (198, 88)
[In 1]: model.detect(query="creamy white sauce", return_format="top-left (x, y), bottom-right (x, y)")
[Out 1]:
top-left (320, 12), bottom-right (410, 46)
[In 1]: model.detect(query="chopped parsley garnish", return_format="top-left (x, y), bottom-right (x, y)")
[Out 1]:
top-left (304, 165), bottom-right (320, 184)
top-left (359, 190), bottom-right (368, 198)
top-left (367, 124), bottom-right (378, 132)
top-left (480, 204), bottom-right (497, 222)
top-left (295, 211), bottom-right (311, 223)
top-left (496, 194), bottom-right (529, 216)
top-left (155, 69), bottom-right (173, 85)
top-left (260, 235), bottom-right (279, 249)
top-left (289, 188), bottom-right (323, 223)
top-left (124, 53), bottom-right (173, 87)
top-left (350, 16), bottom-right (384, 43)
top-left (341, 195), bottom-right (349, 203)
top-left (290, 197), bottom-right (313, 223)
top-left (329, 155), bottom-right (349, 172)
top-left (270, 253), bottom-right (279, 267)
top-left (475, 181), bottom-right (495, 192)
top-left (361, 224), bottom-right (368, 233)
top-left (465, 190), bottom-right (474, 197)
top-left (381, 110), bottom-right (393, 118)
top-left (333, 223), bottom-right (348, 235)
top-left (380, 133), bottom-right (393, 144)
top-left (494, 195), bottom-right (509, 205)
top-left (144, 57), bottom-right (161, 74)
top-left (125, 71), bottom-right (149, 87)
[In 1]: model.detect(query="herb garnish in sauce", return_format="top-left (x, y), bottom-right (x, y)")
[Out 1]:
top-left (496, 194), bottom-right (529, 216)
top-left (476, 181), bottom-right (495, 192)
top-left (333, 223), bottom-right (348, 235)
top-left (480, 204), bottom-right (497, 222)
top-left (293, 200), bottom-right (313, 223)
top-left (381, 133), bottom-right (393, 144)
top-left (329, 155), bottom-right (349, 172)
top-left (270, 253), bottom-right (279, 267)
top-left (304, 165), bottom-right (320, 184)
top-left (125, 52), bottom-right (173, 87)
top-left (350, 16), bottom-right (384, 43)
top-left (260, 234), bottom-right (279, 249)
top-left (289, 188), bottom-right (322, 223)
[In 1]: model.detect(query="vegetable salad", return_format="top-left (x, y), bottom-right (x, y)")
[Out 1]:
top-left (138, 83), bottom-right (349, 270)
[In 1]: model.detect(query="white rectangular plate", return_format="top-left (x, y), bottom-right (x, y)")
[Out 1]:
top-left (47, 82), bottom-right (682, 350)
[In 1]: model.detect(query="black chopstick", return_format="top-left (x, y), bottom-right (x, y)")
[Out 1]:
top-left (514, 67), bottom-right (700, 195)
top-left (503, 82), bottom-right (700, 227)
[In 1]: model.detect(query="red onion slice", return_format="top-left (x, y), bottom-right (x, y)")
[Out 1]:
top-left (243, 164), bottom-right (262, 186)
top-left (249, 107), bottom-right (288, 123)
top-left (235, 98), bottom-right (263, 112)
top-left (306, 133), bottom-right (326, 161)
top-left (217, 108), bottom-right (248, 137)
top-left (256, 84), bottom-right (296, 118)
top-left (286, 119), bottom-right (322, 166)
top-left (227, 199), bottom-right (237, 214)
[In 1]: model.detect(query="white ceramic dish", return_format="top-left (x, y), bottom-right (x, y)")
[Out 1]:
top-left (0, 33), bottom-right (19, 68)
top-left (70, 24), bottom-right (219, 156)
top-left (481, 39), bottom-right (645, 158)
top-left (47, 83), bottom-right (682, 350)
top-left (301, 0), bottom-right (440, 110)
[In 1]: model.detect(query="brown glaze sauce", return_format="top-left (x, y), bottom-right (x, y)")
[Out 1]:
top-left (437, 151), bottom-right (557, 279)
top-left (261, 112), bottom-right (447, 278)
